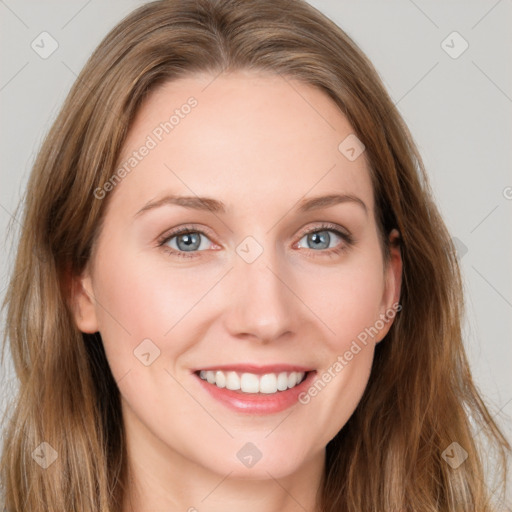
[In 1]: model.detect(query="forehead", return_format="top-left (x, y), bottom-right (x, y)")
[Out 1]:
top-left (110, 70), bottom-right (374, 217)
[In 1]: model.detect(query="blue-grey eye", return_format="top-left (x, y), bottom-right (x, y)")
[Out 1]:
top-left (166, 231), bottom-right (210, 252)
top-left (298, 230), bottom-right (341, 250)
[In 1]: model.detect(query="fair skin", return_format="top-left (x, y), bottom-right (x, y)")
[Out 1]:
top-left (72, 70), bottom-right (401, 512)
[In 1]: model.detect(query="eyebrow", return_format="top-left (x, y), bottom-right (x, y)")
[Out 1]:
top-left (134, 193), bottom-right (368, 217)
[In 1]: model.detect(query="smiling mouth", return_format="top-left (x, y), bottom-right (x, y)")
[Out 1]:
top-left (195, 369), bottom-right (310, 395)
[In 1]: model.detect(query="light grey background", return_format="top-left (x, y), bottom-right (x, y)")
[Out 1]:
top-left (1, 0), bottom-right (511, 501)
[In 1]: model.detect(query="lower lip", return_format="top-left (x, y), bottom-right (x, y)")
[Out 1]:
top-left (193, 371), bottom-right (317, 414)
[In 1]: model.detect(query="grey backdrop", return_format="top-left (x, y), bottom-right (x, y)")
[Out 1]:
top-left (1, 0), bottom-right (511, 503)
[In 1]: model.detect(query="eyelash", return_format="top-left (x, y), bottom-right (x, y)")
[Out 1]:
top-left (157, 223), bottom-right (354, 260)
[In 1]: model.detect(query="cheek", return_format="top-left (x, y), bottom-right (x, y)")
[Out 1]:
top-left (90, 250), bottom-right (215, 427)
top-left (302, 252), bottom-right (386, 350)
top-left (291, 251), bottom-right (385, 439)
top-left (91, 245), bottom-right (224, 374)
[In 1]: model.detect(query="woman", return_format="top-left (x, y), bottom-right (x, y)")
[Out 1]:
top-left (1, 0), bottom-right (509, 510)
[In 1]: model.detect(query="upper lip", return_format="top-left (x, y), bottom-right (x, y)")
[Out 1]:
top-left (192, 364), bottom-right (315, 375)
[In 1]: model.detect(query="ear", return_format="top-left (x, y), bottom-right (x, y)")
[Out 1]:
top-left (69, 266), bottom-right (99, 334)
top-left (376, 228), bottom-right (402, 342)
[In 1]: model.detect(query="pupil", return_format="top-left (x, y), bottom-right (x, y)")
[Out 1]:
top-left (178, 233), bottom-right (200, 251)
top-left (310, 231), bottom-right (329, 250)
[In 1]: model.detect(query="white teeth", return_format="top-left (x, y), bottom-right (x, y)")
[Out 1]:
top-left (277, 372), bottom-right (289, 391)
top-left (259, 373), bottom-right (277, 394)
top-left (215, 370), bottom-right (226, 388)
top-left (240, 373), bottom-right (259, 393)
top-left (198, 370), bottom-right (307, 394)
top-left (225, 371), bottom-right (240, 390)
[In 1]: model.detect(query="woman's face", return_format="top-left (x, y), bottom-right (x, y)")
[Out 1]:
top-left (73, 70), bottom-right (401, 481)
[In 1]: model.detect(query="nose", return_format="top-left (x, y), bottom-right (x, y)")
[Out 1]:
top-left (222, 247), bottom-right (297, 344)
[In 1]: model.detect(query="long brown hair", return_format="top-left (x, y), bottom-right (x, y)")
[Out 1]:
top-left (1, 0), bottom-right (509, 510)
